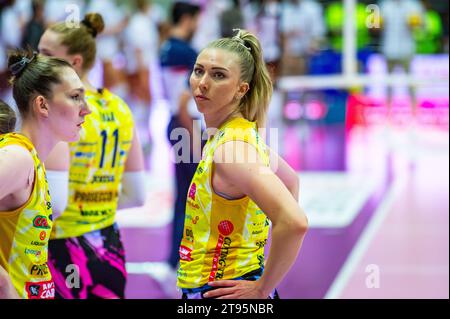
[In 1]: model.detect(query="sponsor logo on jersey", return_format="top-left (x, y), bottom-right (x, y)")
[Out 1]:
top-left (30, 263), bottom-right (50, 277)
top-left (80, 208), bottom-right (113, 217)
top-left (74, 152), bottom-right (96, 159)
top-left (188, 183), bottom-right (197, 201)
top-left (209, 236), bottom-right (232, 281)
top-left (73, 191), bottom-right (118, 203)
top-left (187, 200), bottom-right (200, 210)
top-left (25, 248), bottom-right (42, 258)
top-left (218, 220), bottom-right (234, 236)
top-left (100, 111), bottom-right (116, 122)
top-left (78, 142), bottom-right (97, 146)
top-left (185, 227), bottom-right (194, 243)
top-left (208, 221), bottom-right (235, 280)
top-left (256, 239), bottom-right (268, 249)
top-left (39, 231), bottom-right (47, 241)
top-left (91, 175), bottom-right (115, 184)
top-left (32, 216), bottom-right (51, 229)
top-left (179, 245), bottom-right (193, 262)
top-left (30, 241), bottom-right (45, 247)
top-left (258, 254), bottom-right (265, 268)
top-left (25, 280), bottom-right (55, 299)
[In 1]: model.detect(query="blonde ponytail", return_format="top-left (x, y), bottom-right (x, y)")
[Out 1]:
top-left (205, 29), bottom-right (273, 128)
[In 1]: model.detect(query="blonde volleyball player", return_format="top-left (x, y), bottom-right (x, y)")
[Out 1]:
top-left (178, 30), bottom-right (308, 299)
top-left (38, 13), bottom-right (145, 299)
top-left (0, 51), bottom-right (89, 299)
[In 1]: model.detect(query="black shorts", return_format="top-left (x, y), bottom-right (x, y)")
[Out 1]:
top-left (48, 224), bottom-right (127, 299)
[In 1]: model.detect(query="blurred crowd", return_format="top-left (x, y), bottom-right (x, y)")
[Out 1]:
top-left (0, 0), bottom-right (448, 99)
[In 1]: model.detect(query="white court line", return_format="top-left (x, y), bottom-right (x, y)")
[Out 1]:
top-left (324, 176), bottom-right (407, 299)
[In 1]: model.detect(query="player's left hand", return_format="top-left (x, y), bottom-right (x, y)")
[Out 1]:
top-left (204, 280), bottom-right (267, 299)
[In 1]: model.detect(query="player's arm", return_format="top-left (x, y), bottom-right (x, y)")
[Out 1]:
top-left (206, 141), bottom-right (308, 299)
top-left (0, 145), bottom-right (34, 203)
top-left (118, 126), bottom-right (146, 209)
top-left (44, 142), bottom-right (70, 218)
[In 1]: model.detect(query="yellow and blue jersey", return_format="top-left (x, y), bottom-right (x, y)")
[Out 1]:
top-left (0, 133), bottom-right (54, 299)
top-left (51, 88), bottom-right (134, 239)
top-left (177, 118), bottom-right (271, 289)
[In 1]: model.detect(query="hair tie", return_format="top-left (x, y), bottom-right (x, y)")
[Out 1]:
top-left (9, 52), bottom-right (38, 76)
top-left (82, 19), bottom-right (97, 37)
top-left (232, 28), bottom-right (251, 52)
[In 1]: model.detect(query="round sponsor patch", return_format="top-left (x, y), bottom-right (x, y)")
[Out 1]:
top-left (218, 220), bottom-right (234, 236)
top-left (39, 231), bottom-right (46, 241)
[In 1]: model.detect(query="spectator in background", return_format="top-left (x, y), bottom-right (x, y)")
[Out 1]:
top-left (379, 0), bottom-right (424, 115)
top-left (252, 0), bottom-right (283, 80)
top-left (86, 0), bottom-right (128, 95)
top-left (380, 0), bottom-right (424, 67)
top-left (414, 0), bottom-right (443, 54)
top-left (123, 0), bottom-right (160, 155)
top-left (44, 0), bottom-right (85, 26)
top-left (191, 0), bottom-right (226, 51)
top-left (0, 0), bottom-right (19, 94)
top-left (324, 1), bottom-right (373, 74)
top-left (146, 0), bottom-right (170, 45)
top-left (159, 1), bottom-right (201, 298)
top-left (220, 0), bottom-right (244, 38)
top-left (444, 9), bottom-right (449, 53)
top-left (280, 0), bottom-right (325, 76)
top-left (21, 0), bottom-right (44, 51)
top-left (0, 0), bottom-right (30, 110)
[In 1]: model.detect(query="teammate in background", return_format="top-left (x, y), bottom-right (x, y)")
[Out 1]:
top-left (178, 29), bottom-right (308, 299)
top-left (0, 51), bottom-right (89, 299)
top-left (38, 13), bottom-right (145, 299)
top-left (379, 0), bottom-right (424, 118)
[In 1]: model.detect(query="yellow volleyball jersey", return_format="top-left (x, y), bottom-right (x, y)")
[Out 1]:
top-left (177, 118), bottom-right (271, 289)
top-left (0, 133), bottom-right (55, 299)
top-left (51, 88), bottom-right (134, 239)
